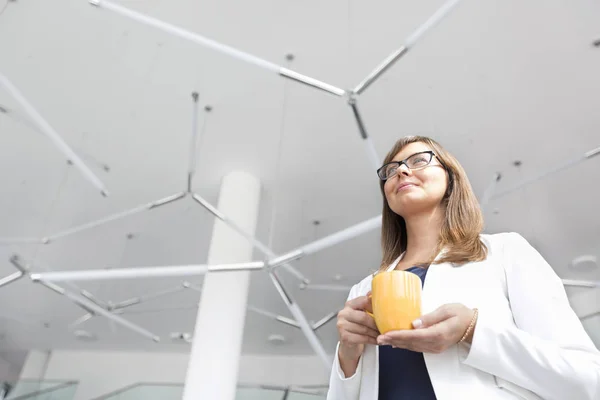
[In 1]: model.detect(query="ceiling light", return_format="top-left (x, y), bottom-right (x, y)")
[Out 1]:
top-left (267, 334), bottom-right (286, 345)
top-left (73, 330), bottom-right (97, 342)
top-left (170, 332), bottom-right (193, 343)
top-left (569, 255), bottom-right (598, 271)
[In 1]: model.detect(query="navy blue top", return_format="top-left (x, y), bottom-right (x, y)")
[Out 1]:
top-left (378, 266), bottom-right (437, 400)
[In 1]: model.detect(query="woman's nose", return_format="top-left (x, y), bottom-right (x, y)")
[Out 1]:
top-left (398, 163), bottom-right (411, 176)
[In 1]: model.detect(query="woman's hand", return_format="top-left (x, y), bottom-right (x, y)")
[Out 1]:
top-left (377, 303), bottom-right (476, 353)
top-left (336, 293), bottom-right (379, 376)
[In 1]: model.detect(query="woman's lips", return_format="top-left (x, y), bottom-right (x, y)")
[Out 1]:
top-left (396, 183), bottom-right (416, 193)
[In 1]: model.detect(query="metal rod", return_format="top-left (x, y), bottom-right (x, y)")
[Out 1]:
top-left (491, 147), bottom-right (600, 200)
top-left (585, 146), bottom-right (600, 159)
top-left (300, 283), bottom-right (352, 292)
top-left (562, 279), bottom-right (598, 288)
top-left (80, 289), bottom-right (108, 308)
top-left (0, 237), bottom-right (45, 245)
top-left (275, 315), bottom-right (302, 329)
top-left (480, 172), bottom-right (501, 209)
top-left (188, 92), bottom-right (200, 192)
top-left (36, 280), bottom-right (66, 295)
top-left (348, 97), bottom-right (381, 170)
top-left (247, 305), bottom-right (302, 329)
top-left (192, 193), bottom-right (309, 283)
top-left (0, 71), bottom-right (109, 196)
top-left (39, 281), bottom-right (159, 341)
top-left (48, 193), bottom-right (184, 241)
top-left (111, 297), bottom-right (141, 310)
top-left (90, 0), bottom-right (280, 73)
top-left (2, 107), bottom-right (110, 174)
top-left (63, 290), bottom-right (160, 342)
top-left (30, 261), bottom-right (264, 282)
top-left (279, 68), bottom-right (345, 97)
top-left (69, 313), bottom-right (94, 328)
top-left (349, 98), bottom-right (368, 140)
top-left (48, 203), bottom-right (150, 241)
top-left (247, 305), bottom-right (280, 319)
top-left (581, 313), bottom-right (600, 321)
top-left (353, 46), bottom-right (409, 95)
top-left (269, 271), bottom-right (332, 369)
top-left (9, 254), bottom-right (28, 273)
top-left (312, 311), bottom-right (337, 330)
top-left (119, 304), bottom-right (198, 315)
top-left (191, 193), bottom-right (226, 220)
top-left (113, 285), bottom-right (188, 310)
top-left (352, 0), bottom-right (462, 95)
top-left (0, 271), bottom-right (24, 288)
top-left (209, 261), bottom-right (265, 272)
top-left (364, 136), bottom-right (381, 171)
top-left (267, 250), bottom-right (305, 268)
top-left (148, 192), bottom-right (187, 209)
top-left (300, 215), bottom-right (382, 256)
top-left (405, 0), bottom-right (463, 47)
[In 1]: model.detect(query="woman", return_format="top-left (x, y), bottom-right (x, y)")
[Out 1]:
top-left (327, 136), bottom-right (600, 400)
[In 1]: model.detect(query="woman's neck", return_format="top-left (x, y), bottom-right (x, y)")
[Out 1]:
top-left (402, 207), bottom-right (444, 264)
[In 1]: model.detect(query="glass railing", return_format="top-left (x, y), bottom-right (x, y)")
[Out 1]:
top-left (4, 379), bottom-right (77, 400)
top-left (96, 384), bottom-right (182, 400)
top-left (287, 393), bottom-right (327, 400)
top-left (236, 387), bottom-right (287, 400)
top-left (94, 383), bottom-right (326, 400)
top-left (582, 314), bottom-right (600, 348)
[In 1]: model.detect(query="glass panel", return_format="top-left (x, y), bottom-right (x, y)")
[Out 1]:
top-left (4, 381), bottom-right (77, 400)
top-left (5, 380), bottom-right (76, 400)
top-left (235, 387), bottom-right (283, 400)
top-left (287, 391), bottom-right (327, 400)
top-left (97, 383), bottom-right (327, 400)
top-left (26, 384), bottom-right (77, 400)
top-left (115, 384), bottom-right (183, 400)
top-left (97, 384), bottom-right (177, 400)
top-left (582, 314), bottom-right (600, 348)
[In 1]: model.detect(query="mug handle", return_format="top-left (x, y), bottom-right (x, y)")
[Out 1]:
top-left (365, 292), bottom-right (374, 318)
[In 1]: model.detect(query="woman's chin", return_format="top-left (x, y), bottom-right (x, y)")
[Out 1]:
top-left (390, 200), bottom-right (419, 216)
top-left (389, 195), bottom-right (435, 216)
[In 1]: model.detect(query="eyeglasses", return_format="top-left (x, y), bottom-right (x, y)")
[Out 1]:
top-left (377, 151), bottom-right (437, 181)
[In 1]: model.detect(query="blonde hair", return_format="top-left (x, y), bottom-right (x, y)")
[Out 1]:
top-left (379, 135), bottom-right (487, 269)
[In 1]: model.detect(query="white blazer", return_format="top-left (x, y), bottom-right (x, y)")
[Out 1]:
top-left (327, 232), bottom-right (600, 400)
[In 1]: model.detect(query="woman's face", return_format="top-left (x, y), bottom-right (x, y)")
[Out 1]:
top-left (383, 142), bottom-right (448, 217)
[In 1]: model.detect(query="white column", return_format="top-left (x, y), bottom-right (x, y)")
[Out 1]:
top-left (18, 350), bottom-right (51, 380)
top-left (182, 171), bottom-right (261, 400)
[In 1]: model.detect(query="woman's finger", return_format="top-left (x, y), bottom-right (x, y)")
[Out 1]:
top-left (343, 321), bottom-right (380, 339)
top-left (341, 331), bottom-right (378, 346)
top-left (346, 296), bottom-right (371, 311)
top-left (345, 309), bottom-right (379, 331)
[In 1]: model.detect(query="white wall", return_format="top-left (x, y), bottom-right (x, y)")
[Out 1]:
top-left (19, 350), bottom-right (329, 400)
top-left (17, 350), bottom-right (51, 381)
top-left (0, 355), bottom-right (20, 383)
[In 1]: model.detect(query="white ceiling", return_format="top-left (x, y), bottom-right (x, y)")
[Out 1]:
top-left (0, 0), bottom-right (599, 359)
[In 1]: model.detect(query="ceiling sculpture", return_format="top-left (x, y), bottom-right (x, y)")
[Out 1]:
top-left (0, 0), bottom-right (598, 368)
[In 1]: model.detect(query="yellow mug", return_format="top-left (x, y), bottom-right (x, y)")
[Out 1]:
top-left (366, 270), bottom-right (422, 334)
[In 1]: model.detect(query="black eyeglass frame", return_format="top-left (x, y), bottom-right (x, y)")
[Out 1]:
top-left (376, 150), bottom-right (439, 181)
